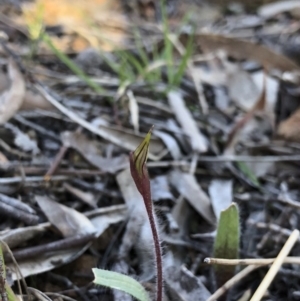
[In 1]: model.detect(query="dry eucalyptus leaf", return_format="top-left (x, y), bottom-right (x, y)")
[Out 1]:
top-left (277, 107), bottom-right (300, 142)
top-left (168, 90), bottom-right (208, 153)
top-left (61, 131), bottom-right (128, 173)
top-left (209, 180), bottom-right (232, 220)
top-left (227, 65), bottom-right (260, 111)
top-left (153, 129), bottom-right (182, 160)
top-left (0, 58), bottom-right (25, 124)
top-left (36, 195), bottom-right (96, 237)
top-left (169, 169), bottom-right (215, 224)
top-left (64, 183), bottom-right (97, 208)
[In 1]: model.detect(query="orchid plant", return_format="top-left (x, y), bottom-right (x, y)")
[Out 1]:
top-left (129, 126), bottom-right (163, 301)
top-left (93, 127), bottom-right (163, 301)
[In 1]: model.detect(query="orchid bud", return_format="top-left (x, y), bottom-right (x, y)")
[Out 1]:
top-left (129, 126), bottom-right (153, 199)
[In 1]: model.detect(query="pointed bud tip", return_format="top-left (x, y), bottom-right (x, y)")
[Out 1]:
top-left (130, 126), bottom-right (153, 178)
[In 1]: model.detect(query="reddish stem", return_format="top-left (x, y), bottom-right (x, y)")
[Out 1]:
top-left (144, 203), bottom-right (163, 301)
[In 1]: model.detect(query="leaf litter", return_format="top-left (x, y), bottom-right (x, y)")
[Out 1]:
top-left (0, 0), bottom-right (300, 300)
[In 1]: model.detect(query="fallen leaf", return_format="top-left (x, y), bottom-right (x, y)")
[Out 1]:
top-left (61, 131), bottom-right (128, 173)
top-left (0, 58), bottom-right (25, 124)
top-left (277, 107), bottom-right (300, 141)
top-left (151, 175), bottom-right (174, 202)
top-left (21, 89), bottom-right (57, 112)
top-left (209, 180), bottom-right (233, 220)
top-left (127, 90), bottom-right (139, 134)
top-left (36, 195), bottom-right (96, 237)
top-left (227, 64), bottom-right (260, 111)
top-left (64, 183), bottom-right (97, 208)
top-left (196, 33), bottom-right (300, 72)
top-left (168, 90), bottom-right (208, 153)
top-left (153, 129), bottom-right (182, 160)
top-left (4, 123), bottom-right (40, 155)
top-left (169, 169), bottom-right (215, 225)
top-left (165, 265), bottom-right (211, 301)
top-left (0, 223), bottom-right (48, 249)
top-left (258, 0), bottom-right (300, 19)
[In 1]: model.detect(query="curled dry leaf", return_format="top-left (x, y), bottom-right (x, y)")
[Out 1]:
top-left (0, 58), bottom-right (25, 124)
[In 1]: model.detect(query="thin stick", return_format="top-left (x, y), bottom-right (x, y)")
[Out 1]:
top-left (250, 229), bottom-right (300, 301)
top-left (205, 256), bottom-right (300, 266)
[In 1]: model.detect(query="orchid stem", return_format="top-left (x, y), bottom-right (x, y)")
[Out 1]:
top-left (145, 204), bottom-right (163, 301)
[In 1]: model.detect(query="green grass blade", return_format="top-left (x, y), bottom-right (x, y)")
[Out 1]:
top-left (160, 0), bottom-right (174, 85)
top-left (237, 161), bottom-right (260, 187)
top-left (92, 268), bottom-right (150, 301)
top-left (118, 50), bottom-right (144, 77)
top-left (213, 203), bottom-right (240, 288)
top-left (133, 29), bottom-right (150, 68)
top-left (172, 29), bottom-right (194, 88)
top-left (42, 33), bottom-right (105, 94)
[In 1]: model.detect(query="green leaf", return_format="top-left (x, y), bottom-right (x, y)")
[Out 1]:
top-left (213, 203), bottom-right (240, 287)
top-left (92, 268), bottom-right (150, 301)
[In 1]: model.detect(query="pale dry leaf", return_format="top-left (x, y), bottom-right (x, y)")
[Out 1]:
top-left (258, 0), bottom-right (300, 18)
top-left (2, 204), bottom-right (126, 250)
top-left (227, 64), bottom-right (260, 111)
top-left (0, 223), bottom-right (48, 249)
top-left (168, 90), bottom-right (208, 153)
top-left (225, 77), bottom-right (269, 155)
top-left (208, 180), bottom-right (232, 220)
top-left (153, 129), bottom-right (182, 160)
top-left (127, 90), bottom-right (139, 134)
top-left (36, 195), bottom-right (96, 237)
top-left (10, 247), bottom-right (89, 280)
top-left (169, 169), bottom-right (215, 224)
top-left (5, 123), bottom-right (40, 154)
top-left (165, 266), bottom-right (211, 301)
top-left (196, 33), bottom-right (300, 72)
top-left (277, 107), bottom-right (300, 142)
top-left (21, 90), bottom-right (57, 112)
top-left (0, 58), bottom-right (25, 124)
top-left (252, 71), bottom-right (279, 113)
top-left (61, 131), bottom-right (128, 173)
top-left (151, 175), bottom-right (174, 202)
top-left (64, 183), bottom-right (97, 208)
